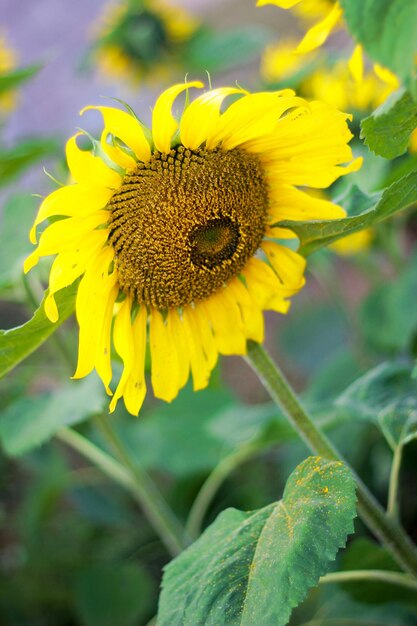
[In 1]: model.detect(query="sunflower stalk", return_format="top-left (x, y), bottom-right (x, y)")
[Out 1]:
top-left (57, 425), bottom-right (186, 557)
top-left (245, 340), bottom-right (417, 578)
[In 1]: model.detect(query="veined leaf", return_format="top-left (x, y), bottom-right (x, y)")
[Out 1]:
top-left (158, 456), bottom-right (356, 626)
top-left (280, 172), bottom-right (417, 256)
top-left (361, 87), bottom-right (417, 159)
top-left (340, 0), bottom-right (417, 94)
top-left (336, 362), bottom-right (417, 448)
top-left (0, 284), bottom-right (76, 379)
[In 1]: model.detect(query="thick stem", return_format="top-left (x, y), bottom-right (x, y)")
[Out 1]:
top-left (246, 341), bottom-right (417, 577)
top-left (57, 426), bottom-right (186, 557)
top-left (320, 569), bottom-right (417, 591)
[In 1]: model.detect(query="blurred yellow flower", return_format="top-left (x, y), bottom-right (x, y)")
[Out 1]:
top-left (330, 229), bottom-right (373, 256)
top-left (93, 0), bottom-right (198, 84)
top-left (25, 82), bottom-right (360, 415)
top-left (261, 38), bottom-right (317, 84)
top-left (0, 32), bottom-right (18, 113)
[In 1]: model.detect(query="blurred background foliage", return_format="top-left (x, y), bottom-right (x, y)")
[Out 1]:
top-left (1, 0), bottom-right (417, 624)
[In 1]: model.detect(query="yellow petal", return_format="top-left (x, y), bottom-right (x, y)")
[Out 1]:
top-left (180, 87), bottom-right (244, 150)
top-left (30, 184), bottom-right (113, 244)
top-left (66, 132), bottom-right (121, 188)
top-left (296, 3), bottom-right (343, 54)
top-left (123, 305), bottom-right (148, 416)
top-left (181, 307), bottom-right (214, 391)
top-left (100, 130), bottom-right (137, 171)
top-left (152, 81), bottom-right (204, 153)
top-left (73, 247), bottom-right (116, 379)
top-left (202, 289), bottom-right (247, 356)
top-left (95, 283), bottom-right (119, 396)
top-left (109, 297), bottom-right (134, 413)
top-left (262, 241), bottom-right (306, 287)
top-left (267, 185), bottom-right (346, 226)
top-left (206, 91), bottom-right (306, 151)
top-left (226, 278), bottom-right (264, 344)
top-left (242, 257), bottom-right (297, 313)
top-left (168, 309), bottom-right (190, 391)
top-left (348, 44), bottom-right (364, 84)
top-left (44, 230), bottom-right (108, 322)
top-left (149, 309), bottom-right (180, 402)
top-left (82, 105), bottom-right (151, 163)
top-left (248, 102), bottom-right (362, 188)
top-left (257, 0), bottom-right (302, 6)
top-left (190, 305), bottom-right (218, 370)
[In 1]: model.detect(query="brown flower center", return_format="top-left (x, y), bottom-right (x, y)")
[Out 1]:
top-left (107, 146), bottom-right (269, 309)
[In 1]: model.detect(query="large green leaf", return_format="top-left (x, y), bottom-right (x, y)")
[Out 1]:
top-left (158, 456), bottom-right (356, 626)
top-left (0, 375), bottom-right (105, 456)
top-left (0, 194), bottom-right (39, 290)
top-left (0, 64), bottom-right (40, 94)
top-left (0, 283), bottom-right (76, 379)
top-left (336, 361), bottom-right (417, 448)
top-left (280, 172), bottom-right (417, 256)
top-left (361, 88), bottom-right (417, 159)
top-left (340, 0), bottom-right (417, 93)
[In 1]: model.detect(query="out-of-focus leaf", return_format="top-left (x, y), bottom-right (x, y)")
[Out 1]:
top-left (359, 250), bottom-right (417, 354)
top-left (0, 283), bottom-right (76, 379)
top-left (281, 173), bottom-right (417, 256)
top-left (158, 457), bottom-right (356, 626)
top-left (73, 563), bottom-right (155, 626)
top-left (361, 87), bottom-right (417, 159)
top-left (341, 538), bottom-right (417, 607)
top-left (0, 194), bottom-right (38, 289)
top-left (0, 375), bottom-right (105, 456)
top-left (115, 385), bottom-right (237, 478)
top-left (0, 64), bottom-right (41, 94)
top-left (340, 0), bottom-right (417, 94)
top-left (0, 137), bottom-right (59, 186)
top-left (186, 26), bottom-right (271, 73)
top-left (336, 361), bottom-right (417, 447)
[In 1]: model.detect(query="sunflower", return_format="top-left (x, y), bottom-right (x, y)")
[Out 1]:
top-left (25, 82), bottom-right (361, 415)
top-left (0, 32), bottom-right (18, 113)
top-left (92, 0), bottom-right (198, 84)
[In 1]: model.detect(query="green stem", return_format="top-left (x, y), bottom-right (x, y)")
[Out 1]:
top-left (186, 441), bottom-right (265, 539)
top-left (57, 426), bottom-right (186, 557)
top-left (387, 441), bottom-right (404, 520)
top-left (320, 569), bottom-right (417, 591)
top-left (246, 341), bottom-right (417, 577)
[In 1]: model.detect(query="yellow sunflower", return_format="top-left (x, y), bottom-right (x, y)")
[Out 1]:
top-left (0, 32), bottom-right (18, 113)
top-left (93, 0), bottom-right (198, 84)
top-left (25, 82), bottom-right (361, 415)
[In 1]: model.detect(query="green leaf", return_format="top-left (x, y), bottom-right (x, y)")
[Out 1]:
top-left (339, 0), bottom-right (417, 93)
top-left (0, 137), bottom-right (59, 186)
top-left (0, 64), bottom-right (41, 94)
top-left (280, 172), bottom-right (417, 256)
top-left (336, 361), bottom-right (417, 448)
top-left (0, 375), bottom-right (105, 456)
top-left (158, 456), bottom-right (357, 626)
top-left (0, 284), bottom-right (76, 379)
top-left (361, 88), bottom-right (417, 159)
top-left (73, 563), bottom-right (155, 626)
top-left (0, 194), bottom-right (39, 290)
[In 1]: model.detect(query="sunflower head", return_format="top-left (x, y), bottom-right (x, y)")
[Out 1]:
top-left (93, 0), bottom-right (198, 83)
top-left (25, 82), bottom-right (361, 416)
